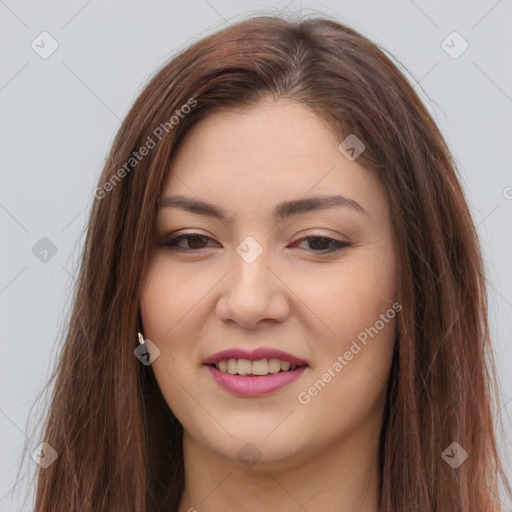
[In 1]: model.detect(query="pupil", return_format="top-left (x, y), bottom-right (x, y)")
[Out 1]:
top-left (189, 235), bottom-right (207, 249)
top-left (309, 237), bottom-right (329, 250)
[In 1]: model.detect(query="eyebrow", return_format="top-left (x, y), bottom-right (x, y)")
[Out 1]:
top-left (158, 194), bottom-right (369, 222)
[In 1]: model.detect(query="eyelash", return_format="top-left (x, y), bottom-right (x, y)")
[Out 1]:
top-left (160, 233), bottom-right (350, 255)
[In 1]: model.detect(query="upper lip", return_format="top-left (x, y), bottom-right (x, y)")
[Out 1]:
top-left (204, 347), bottom-right (308, 366)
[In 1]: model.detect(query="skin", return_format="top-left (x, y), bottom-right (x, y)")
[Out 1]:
top-left (139, 97), bottom-right (398, 512)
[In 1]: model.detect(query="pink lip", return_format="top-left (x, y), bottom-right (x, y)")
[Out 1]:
top-left (203, 347), bottom-right (308, 366)
top-left (206, 365), bottom-right (308, 396)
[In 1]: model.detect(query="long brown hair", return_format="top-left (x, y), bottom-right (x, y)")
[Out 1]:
top-left (27, 12), bottom-right (510, 512)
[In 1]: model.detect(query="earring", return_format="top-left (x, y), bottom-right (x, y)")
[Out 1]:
top-left (137, 332), bottom-right (145, 345)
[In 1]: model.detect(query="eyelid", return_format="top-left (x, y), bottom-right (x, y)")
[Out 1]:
top-left (160, 227), bottom-right (348, 240)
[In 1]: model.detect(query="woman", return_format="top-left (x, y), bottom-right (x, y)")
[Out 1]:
top-left (32, 13), bottom-right (510, 512)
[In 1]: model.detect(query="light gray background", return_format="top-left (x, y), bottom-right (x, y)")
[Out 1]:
top-left (1, 1), bottom-right (511, 510)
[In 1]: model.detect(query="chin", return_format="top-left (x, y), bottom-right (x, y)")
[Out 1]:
top-left (200, 422), bottom-right (312, 468)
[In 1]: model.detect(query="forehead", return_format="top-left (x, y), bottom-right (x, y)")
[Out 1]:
top-left (160, 98), bottom-right (387, 222)
top-left (167, 98), bottom-right (337, 179)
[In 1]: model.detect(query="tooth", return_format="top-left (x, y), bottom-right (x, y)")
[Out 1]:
top-left (252, 359), bottom-right (269, 375)
top-left (268, 359), bottom-right (281, 373)
top-left (237, 359), bottom-right (252, 375)
top-left (280, 361), bottom-right (291, 371)
top-left (218, 358), bottom-right (299, 375)
top-left (227, 359), bottom-right (237, 374)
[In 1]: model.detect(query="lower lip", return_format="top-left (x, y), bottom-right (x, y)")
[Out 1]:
top-left (206, 365), bottom-right (307, 396)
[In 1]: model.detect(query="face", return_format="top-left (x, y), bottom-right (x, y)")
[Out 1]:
top-left (139, 98), bottom-right (398, 469)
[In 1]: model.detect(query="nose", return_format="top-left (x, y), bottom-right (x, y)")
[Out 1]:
top-left (215, 245), bottom-right (290, 330)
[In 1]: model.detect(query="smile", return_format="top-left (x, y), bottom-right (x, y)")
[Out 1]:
top-left (213, 358), bottom-right (301, 376)
top-left (206, 365), bottom-right (307, 396)
top-left (203, 347), bottom-right (309, 396)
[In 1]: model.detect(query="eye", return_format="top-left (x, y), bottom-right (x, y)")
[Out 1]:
top-left (160, 233), bottom-right (350, 255)
top-left (291, 236), bottom-right (350, 254)
top-left (161, 234), bottom-right (217, 251)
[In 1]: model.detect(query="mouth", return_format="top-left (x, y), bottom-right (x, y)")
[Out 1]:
top-left (203, 348), bottom-right (309, 396)
top-left (206, 358), bottom-right (307, 376)
top-left (203, 346), bottom-right (308, 368)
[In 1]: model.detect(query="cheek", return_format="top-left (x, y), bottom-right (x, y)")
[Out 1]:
top-left (318, 241), bottom-right (397, 342)
top-left (139, 260), bottom-right (200, 424)
top-left (139, 256), bottom-right (197, 341)
top-left (306, 240), bottom-right (398, 396)
top-left (139, 271), bottom-right (170, 340)
top-left (296, 285), bottom-right (397, 437)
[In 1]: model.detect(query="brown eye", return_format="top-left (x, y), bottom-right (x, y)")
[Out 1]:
top-left (292, 236), bottom-right (350, 254)
top-left (160, 233), bottom-right (350, 255)
top-left (162, 234), bottom-right (217, 251)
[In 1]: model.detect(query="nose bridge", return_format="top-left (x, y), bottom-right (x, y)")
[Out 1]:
top-left (231, 235), bottom-right (273, 303)
top-left (216, 235), bottom-right (289, 327)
